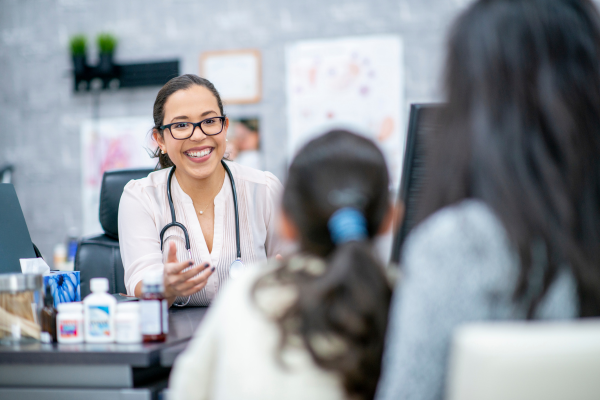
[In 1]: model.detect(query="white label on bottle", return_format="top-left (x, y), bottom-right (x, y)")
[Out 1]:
top-left (141, 300), bottom-right (161, 335)
top-left (162, 300), bottom-right (169, 334)
top-left (116, 318), bottom-right (140, 343)
top-left (88, 305), bottom-right (111, 337)
top-left (59, 320), bottom-right (81, 339)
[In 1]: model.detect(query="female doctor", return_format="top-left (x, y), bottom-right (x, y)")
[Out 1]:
top-left (118, 74), bottom-right (284, 306)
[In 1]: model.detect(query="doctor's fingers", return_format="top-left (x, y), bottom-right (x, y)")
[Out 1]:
top-left (176, 269), bottom-right (214, 296)
top-left (179, 282), bottom-right (209, 297)
top-left (165, 263), bottom-right (207, 286)
top-left (166, 242), bottom-right (179, 264)
top-left (176, 262), bottom-right (210, 281)
top-left (164, 258), bottom-right (200, 276)
top-left (174, 267), bottom-right (214, 292)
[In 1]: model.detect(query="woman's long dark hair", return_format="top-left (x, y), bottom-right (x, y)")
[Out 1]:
top-left (418, 0), bottom-right (600, 317)
top-left (151, 74), bottom-right (224, 169)
top-left (253, 130), bottom-right (392, 400)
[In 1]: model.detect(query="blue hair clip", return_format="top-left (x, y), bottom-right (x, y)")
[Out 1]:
top-left (327, 207), bottom-right (368, 245)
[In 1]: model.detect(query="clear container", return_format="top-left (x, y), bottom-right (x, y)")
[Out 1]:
top-left (115, 302), bottom-right (141, 344)
top-left (0, 273), bottom-right (44, 344)
top-left (57, 302), bottom-right (84, 344)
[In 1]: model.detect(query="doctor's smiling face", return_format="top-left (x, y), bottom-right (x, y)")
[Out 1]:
top-left (153, 79), bottom-right (228, 183)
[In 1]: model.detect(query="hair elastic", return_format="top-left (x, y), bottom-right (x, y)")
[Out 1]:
top-left (327, 207), bottom-right (368, 245)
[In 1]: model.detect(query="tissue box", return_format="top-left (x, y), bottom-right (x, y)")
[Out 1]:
top-left (44, 271), bottom-right (81, 307)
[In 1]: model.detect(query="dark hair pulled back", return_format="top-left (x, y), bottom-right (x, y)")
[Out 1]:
top-left (419, 0), bottom-right (600, 317)
top-left (253, 130), bottom-right (392, 400)
top-left (152, 74), bottom-right (224, 169)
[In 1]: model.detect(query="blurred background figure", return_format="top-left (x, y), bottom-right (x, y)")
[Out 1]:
top-left (169, 130), bottom-right (393, 400)
top-left (227, 118), bottom-right (263, 170)
top-left (377, 0), bottom-right (600, 399)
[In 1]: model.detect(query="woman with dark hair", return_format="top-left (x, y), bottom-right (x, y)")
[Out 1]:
top-left (118, 74), bottom-right (284, 306)
top-left (169, 130), bottom-right (394, 400)
top-left (377, 0), bottom-right (600, 399)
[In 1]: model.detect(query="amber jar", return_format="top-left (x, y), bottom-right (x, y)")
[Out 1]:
top-left (40, 284), bottom-right (57, 343)
top-left (140, 273), bottom-right (168, 343)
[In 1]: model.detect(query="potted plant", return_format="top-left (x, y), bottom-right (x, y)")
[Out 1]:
top-left (97, 33), bottom-right (117, 74)
top-left (69, 34), bottom-right (87, 75)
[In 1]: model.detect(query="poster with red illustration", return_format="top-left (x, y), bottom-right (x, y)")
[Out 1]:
top-left (81, 117), bottom-right (156, 236)
top-left (286, 35), bottom-right (405, 188)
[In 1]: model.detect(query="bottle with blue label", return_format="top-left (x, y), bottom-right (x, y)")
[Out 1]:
top-left (83, 278), bottom-right (116, 343)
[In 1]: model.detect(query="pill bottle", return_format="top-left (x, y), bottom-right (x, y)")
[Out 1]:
top-left (57, 302), bottom-right (84, 344)
top-left (115, 302), bottom-right (141, 344)
top-left (83, 278), bottom-right (116, 343)
top-left (140, 273), bottom-right (168, 343)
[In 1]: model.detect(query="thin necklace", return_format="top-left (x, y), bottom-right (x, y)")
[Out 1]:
top-left (196, 201), bottom-right (212, 215)
top-left (194, 167), bottom-right (225, 216)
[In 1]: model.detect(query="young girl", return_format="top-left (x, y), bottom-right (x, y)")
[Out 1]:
top-left (169, 130), bottom-right (394, 400)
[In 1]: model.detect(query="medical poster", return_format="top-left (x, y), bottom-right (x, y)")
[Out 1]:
top-left (81, 117), bottom-right (156, 236)
top-left (286, 35), bottom-right (405, 189)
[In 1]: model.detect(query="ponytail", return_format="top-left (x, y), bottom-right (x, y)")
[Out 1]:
top-left (321, 241), bottom-right (391, 398)
top-left (253, 244), bottom-right (391, 400)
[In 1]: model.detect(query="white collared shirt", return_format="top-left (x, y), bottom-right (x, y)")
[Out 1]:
top-left (118, 161), bottom-right (284, 305)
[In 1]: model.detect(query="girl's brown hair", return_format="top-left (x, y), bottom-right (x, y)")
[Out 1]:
top-left (253, 130), bottom-right (392, 400)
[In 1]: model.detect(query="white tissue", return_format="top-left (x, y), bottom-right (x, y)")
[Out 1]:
top-left (19, 258), bottom-right (51, 275)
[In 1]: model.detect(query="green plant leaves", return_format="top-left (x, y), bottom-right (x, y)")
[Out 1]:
top-left (97, 33), bottom-right (117, 54)
top-left (69, 34), bottom-right (87, 56)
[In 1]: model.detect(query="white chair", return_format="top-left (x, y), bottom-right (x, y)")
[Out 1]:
top-left (446, 319), bottom-right (600, 400)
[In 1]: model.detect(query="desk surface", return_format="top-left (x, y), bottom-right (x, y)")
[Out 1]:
top-left (160, 341), bottom-right (190, 367)
top-left (0, 306), bottom-right (207, 367)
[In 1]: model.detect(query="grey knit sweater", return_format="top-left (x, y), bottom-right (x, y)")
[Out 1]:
top-left (376, 200), bottom-right (578, 400)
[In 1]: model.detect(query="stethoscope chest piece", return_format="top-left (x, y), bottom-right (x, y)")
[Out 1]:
top-left (229, 258), bottom-right (245, 280)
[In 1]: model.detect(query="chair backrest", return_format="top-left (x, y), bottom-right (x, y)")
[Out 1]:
top-left (100, 168), bottom-right (155, 240)
top-left (0, 183), bottom-right (37, 274)
top-left (446, 320), bottom-right (600, 400)
top-left (390, 103), bottom-right (443, 263)
top-left (75, 168), bottom-right (154, 297)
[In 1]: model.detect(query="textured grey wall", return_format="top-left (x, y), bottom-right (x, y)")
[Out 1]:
top-left (0, 0), bottom-right (475, 262)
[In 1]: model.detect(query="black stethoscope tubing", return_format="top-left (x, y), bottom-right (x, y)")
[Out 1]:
top-left (159, 159), bottom-right (242, 266)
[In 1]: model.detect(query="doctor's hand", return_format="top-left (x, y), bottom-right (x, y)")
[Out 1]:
top-left (163, 242), bottom-right (214, 306)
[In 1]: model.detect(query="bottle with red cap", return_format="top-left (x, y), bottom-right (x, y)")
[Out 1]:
top-left (140, 272), bottom-right (168, 343)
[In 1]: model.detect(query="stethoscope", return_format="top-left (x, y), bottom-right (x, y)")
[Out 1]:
top-left (159, 160), bottom-right (245, 285)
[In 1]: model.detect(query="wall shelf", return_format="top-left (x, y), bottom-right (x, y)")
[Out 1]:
top-left (73, 59), bottom-right (179, 92)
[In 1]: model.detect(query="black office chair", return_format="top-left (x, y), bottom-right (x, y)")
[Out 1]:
top-left (391, 103), bottom-right (443, 264)
top-left (75, 168), bottom-right (154, 297)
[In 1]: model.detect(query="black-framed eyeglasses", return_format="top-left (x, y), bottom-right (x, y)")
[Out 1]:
top-left (160, 116), bottom-right (226, 140)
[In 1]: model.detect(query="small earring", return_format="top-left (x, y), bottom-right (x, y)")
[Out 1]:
top-left (226, 139), bottom-right (228, 142)
top-left (161, 149), bottom-right (166, 155)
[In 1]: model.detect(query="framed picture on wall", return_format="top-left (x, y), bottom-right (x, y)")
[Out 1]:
top-left (200, 49), bottom-right (261, 104)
